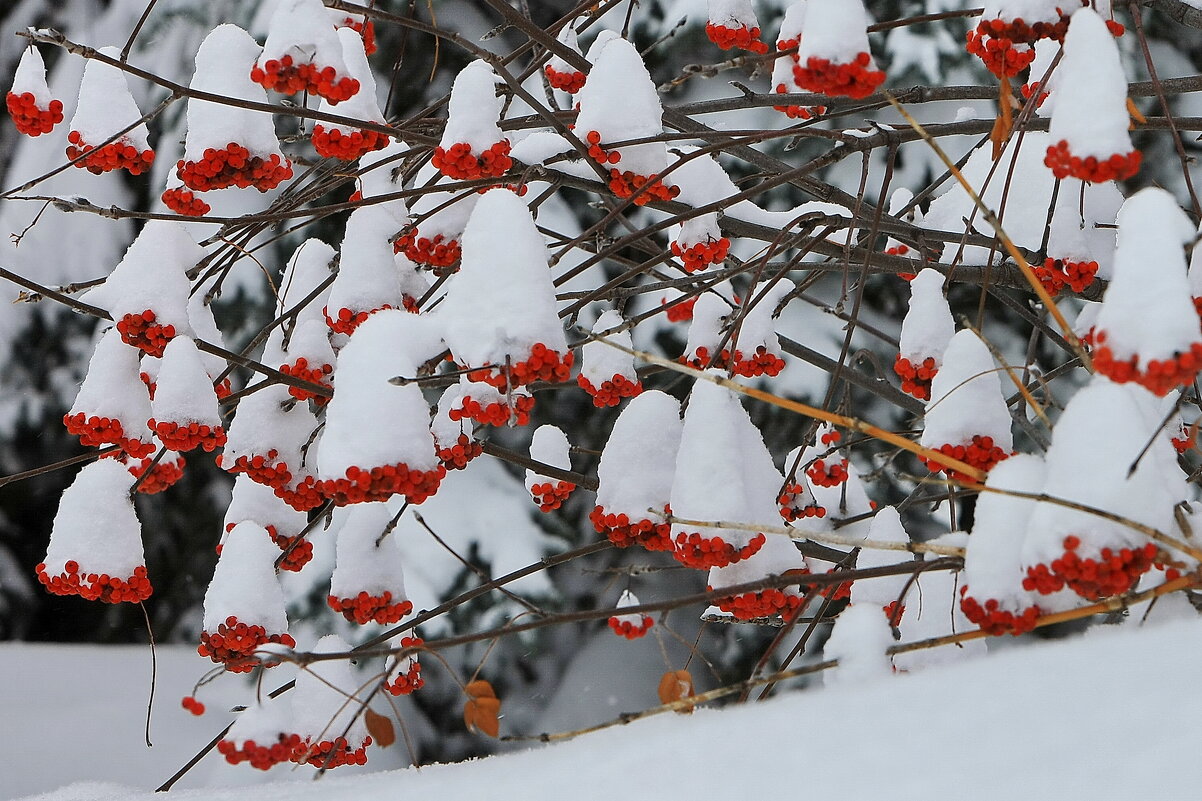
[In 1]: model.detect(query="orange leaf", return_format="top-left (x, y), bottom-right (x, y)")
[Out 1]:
top-left (364, 708), bottom-right (396, 748)
top-left (990, 77), bottom-right (1014, 161)
top-left (465, 679), bottom-right (496, 699)
top-left (1127, 96), bottom-right (1147, 126)
top-left (463, 696), bottom-right (501, 737)
top-left (657, 669), bottom-right (695, 713)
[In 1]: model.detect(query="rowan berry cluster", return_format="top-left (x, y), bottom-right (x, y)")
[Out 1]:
top-left (293, 736), bottom-right (371, 769)
top-left (1091, 334), bottom-right (1202, 396)
top-left (324, 303), bottom-right (396, 336)
top-left (116, 311), bottom-right (175, 357)
top-left (35, 561), bottom-right (152, 603)
top-left (395, 231), bottom-right (461, 270)
top-left (577, 373), bottom-right (642, 407)
top-left (66, 131), bottom-right (154, 175)
top-left (126, 454), bottom-right (186, 494)
top-left (160, 186), bottom-right (211, 217)
top-left (437, 433), bottom-right (483, 470)
top-left (777, 482), bottom-right (825, 522)
top-left (1044, 139), bottom-right (1141, 183)
top-left (806, 457), bottom-right (848, 488)
top-left (6, 91), bottom-right (62, 136)
top-left (921, 435), bottom-right (1009, 483)
top-left (149, 419), bottom-right (227, 454)
top-left (268, 529), bottom-right (313, 572)
top-left (275, 475), bottom-right (324, 512)
top-left (704, 23), bottom-right (768, 53)
top-left (197, 615), bottom-right (296, 672)
top-left (893, 354), bottom-right (938, 401)
top-left (583, 131), bottom-right (679, 205)
top-left (670, 236), bottom-right (730, 273)
top-left (386, 636), bottom-right (425, 696)
top-left (62, 413), bottom-right (153, 457)
top-left (1035, 257), bottom-right (1098, 295)
top-left (181, 695), bottom-right (206, 716)
top-left (1024, 536), bottom-right (1159, 600)
top-left (316, 463), bottom-right (446, 506)
top-left (432, 140), bottom-right (513, 180)
top-left (529, 479), bottom-right (575, 512)
top-left (958, 589), bottom-right (1041, 636)
top-left (672, 531), bottom-right (766, 569)
top-left (250, 55), bottom-right (359, 102)
top-left (712, 588), bottom-right (802, 621)
top-left (278, 357), bottom-right (334, 404)
top-left (607, 613), bottom-right (654, 638)
top-left (219, 450), bottom-right (292, 489)
top-left (311, 124), bottom-right (389, 161)
top-left (217, 733), bottom-right (304, 771)
top-left (544, 64), bottom-right (586, 93)
top-left (327, 590), bottom-right (414, 625)
top-left (467, 343), bottom-right (574, 389)
top-left (176, 144), bottom-right (293, 192)
top-left (793, 53), bottom-right (885, 99)
top-left (590, 506), bottom-right (675, 551)
top-left (449, 392), bottom-right (535, 427)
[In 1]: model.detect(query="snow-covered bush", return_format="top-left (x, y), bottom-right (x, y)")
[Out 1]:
top-left (6, 0), bottom-right (1202, 786)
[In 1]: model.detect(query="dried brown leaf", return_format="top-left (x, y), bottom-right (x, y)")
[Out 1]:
top-left (365, 708), bottom-right (396, 748)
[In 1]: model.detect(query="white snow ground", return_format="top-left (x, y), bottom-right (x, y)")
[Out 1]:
top-left (6, 615), bottom-right (1202, 800)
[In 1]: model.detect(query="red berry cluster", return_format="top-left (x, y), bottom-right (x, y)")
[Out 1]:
top-left (681, 345), bottom-right (786, 378)
top-left (1035, 257), bottom-right (1098, 295)
top-left (1091, 333), bottom-right (1202, 396)
top-left (62, 412), bottom-right (155, 458)
top-left (275, 475), bottom-right (324, 512)
top-left (958, 587), bottom-right (1040, 636)
top-left (432, 140), bottom-right (513, 180)
top-left (772, 85), bottom-right (825, 119)
top-left (66, 131), bottom-right (154, 175)
top-left (438, 432), bottom-right (483, 470)
top-left (293, 736), bottom-right (371, 769)
top-left (673, 531), bottom-right (766, 569)
top-left (449, 392), bottom-right (535, 427)
top-left (671, 236), bottom-right (730, 273)
top-left (338, 17), bottom-right (377, 55)
top-left (1024, 535), bottom-right (1158, 600)
top-left (324, 303), bottom-right (396, 336)
top-left (544, 64), bottom-right (586, 94)
top-left (777, 482), bottom-right (826, 522)
top-left (705, 23), bottom-right (768, 53)
top-left (529, 480), bottom-right (575, 512)
top-left (161, 186), bottom-right (211, 217)
top-left (217, 732), bottom-right (304, 770)
top-left (150, 418), bottom-right (227, 454)
top-left (964, 28), bottom-right (1039, 78)
top-left (35, 561), bottom-right (152, 603)
top-left (1172, 425), bottom-right (1195, 455)
top-left (816, 571), bottom-right (852, 601)
top-left (116, 310), bottom-right (175, 357)
top-left (279, 357), bottom-right (334, 405)
top-left (577, 373), bottom-right (642, 407)
top-left (921, 435), bottom-right (1009, 483)
top-left (712, 588), bottom-right (802, 621)
top-left (198, 615), bottom-right (296, 672)
top-left (316, 462), bottom-right (446, 506)
top-left (312, 124), bottom-right (389, 161)
top-left (127, 453), bottom-right (186, 494)
top-left (327, 590), bottom-right (414, 625)
top-left (1020, 80), bottom-right (1048, 107)
top-left (590, 505), bottom-right (675, 551)
top-left (1044, 139), bottom-right (1141, 183)
top-left (583, 131), bottom-right (680, 205)
top-left (793, 53), bottom-right (885, 100)
top-left (396, 231), bottom-right (461, 270)
top-left (386, 636), bottom-right (425, 696)
top-left (220, 449), bottom-right (292, 488)
top-left (6, 92), bottom-right (63, 136)
top-left (467, 344), bottom-right (575, 390)
top-left (177, 143), bottom-right (293, 192)
top-left (660, 295), bottom-right (697, 322)
top-left (250, 55), bottom-right (360, 103)
top-left (608, 614), bottom-right (654, 639)
top-left (181, 695), bottom-right (206, 716)
top-left (806, 457), bottom-right (848, 488)
top-left (893, 354), bottom-right (938, 401)
top-left (269, 529), bottom-right (313, 572)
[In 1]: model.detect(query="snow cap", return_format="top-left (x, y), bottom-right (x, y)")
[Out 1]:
top-left (43, 460), bottom-right (144, 580)
top-left (920, 329), bottom-right (1013, 451)
top-left (203, 520), bottom-right (290, 632)
top-left (595, 390), bottom-right (682, 518)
